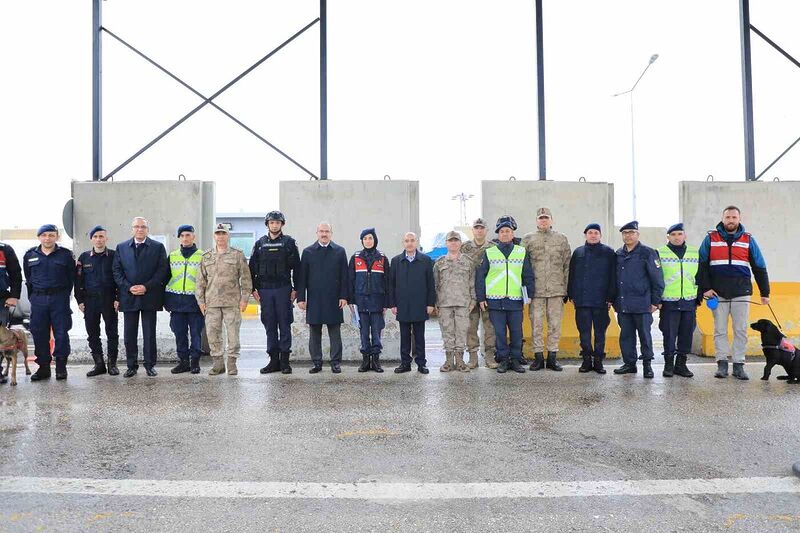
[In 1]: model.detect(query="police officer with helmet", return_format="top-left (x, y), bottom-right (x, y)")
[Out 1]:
top-left (249, 211), bottom-right (300, 374)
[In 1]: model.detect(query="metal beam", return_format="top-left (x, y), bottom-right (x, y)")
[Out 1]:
top-left (739, 0), bottom-right (756, 181)
top-left (535, 0), bottom-right (546, 180)
top-left (92, 0), bottom-right (102, 181)
top-left (320, 0), bottom-right (328, 180)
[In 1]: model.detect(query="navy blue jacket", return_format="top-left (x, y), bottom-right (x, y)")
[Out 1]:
top-left (0, 242), bottom-right (22, 302)
top-left (567, 242), bottom-right (616, 308)
top-left (696, 222), bottom-right (769, 299)
top-left (613, 242), bottom-right (665, 314)
top-left (112, 237), bottom-right (170, 312)
top-left (296, 241), bottom-right (349, 325)
top-left (76, 248), bottom-right (119, 305)
top-left (348, 248), bottom-right (390, 313)
top-left (23, 244), bottom-right (75, 296)
top-left (475, 241), bottom-right (535, 311)
top-left (388, 251), bottom-right (436, 323)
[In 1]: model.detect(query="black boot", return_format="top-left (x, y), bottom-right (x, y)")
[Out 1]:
top-left (496, 360), bottom-right (510, 373)
top-left (171, 359), bottom-right (191, 374)
top-left (107, 355), bottom-right (119, 376)
top-left (530, 352), bottom-right (545, 371)
top-left (592, 353), bottom-right (607, 374)
top-left (642, 360), bottom-right (654, 379)
top-left (358, 353), bottom-right (371, 373)
top-left (260, 351), bottom-right (281, 374)
top-left (732, 362), bottom-right (749, 380)
top-left (280, 352), bottom-right (292, 375)
top-left (545, 351), bottom-right (563, 371)
top-left (190, 357), bottom-right (201, 374)
top-left (394, 363), bottom-right (411, 374)
top-left (673, 355), bottom-right (693, 377)
top-left (371, 353), bottom-right (384, 373)
top-left (30, 365), bottom-right (52, 382)
top-left (55, 359), bottom-right (68, 380)
top-left (614, 362), bottom-right (637, 375)
top-left (578, 352), bottom-right (593, 373)
top-left (86, 353), bottom-right (107, 377)
top-left (662, 354), bottom-right (675, 378)
top-left (510, 358), bottom-right (527, 373)
top-left (714, 360), bottom-right (728, 378)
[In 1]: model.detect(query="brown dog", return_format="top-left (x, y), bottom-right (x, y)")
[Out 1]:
top-left (0, 324), bottom-right (30, 386)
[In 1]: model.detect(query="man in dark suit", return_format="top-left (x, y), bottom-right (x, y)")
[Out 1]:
top-left (388, 232), bottom-right (436, 374)
top-left (296, 222), bottom-right (349, 374)
top-left (112, 217), bottom-right (169, 378)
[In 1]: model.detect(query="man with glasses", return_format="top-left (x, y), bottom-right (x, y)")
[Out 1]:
top-left (112, 217), bottom-right (169, 378)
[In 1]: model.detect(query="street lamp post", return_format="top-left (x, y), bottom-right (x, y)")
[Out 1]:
top-left (451, 193), bottom-right (474, 227)
top-left (613, 54), bottom-right (659, 220)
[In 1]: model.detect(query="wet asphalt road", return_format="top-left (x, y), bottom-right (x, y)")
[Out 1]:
top-left (1, 351), bottom-right (799, 532)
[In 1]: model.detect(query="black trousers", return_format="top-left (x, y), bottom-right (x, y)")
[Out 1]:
top-left (309, 323), bottom-right (342, 366)
top-left (399, 320), bottom-right (426, 367)
top-left (574, 307), bottom-right (611, 357)
top-left (658, 306), bottom-right (696, 357)
top-left (124, 310), bottom-right (158, 369)
top-left (84, 295), bottom-right (119, 358)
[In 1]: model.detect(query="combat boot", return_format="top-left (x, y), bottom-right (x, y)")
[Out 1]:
top-left (484, 353), bottom-right (498, 369)
top-left (190, 357), bottom-right (201, 374)
top-left (642, 360), bottom-right (654, 379)
top-left (280, 352), bottom-right (292, 374)
top-left (440, 352), bottom-right (454, 372)
top-left (55, 358), bottom-right (68, 380)
top-left (30, 365), bottom-right (51, 382)
top-left (545, 351), bottom-right (563, 371)
top-left (578, 352), bottom-right (593, 373)
top-left (510, 358), bottom-right (527, 373)
top-left (455, 352), bottom-right (470, 372)
top-left (592, 353), bottom-right (607, 374)
top-left (732, 362), bottom-right (749, 380)
top-left (227, 357), bottom-right (238, 375)
top-left (171, 359), bottom-right (191, 374)
top-left (496, 359), bottom-right (510, 373)
top-left (662, 354), bottom-right (675, 378)
top-left (467, 351), bottom-right (479, 369)
top-left (714, 360), bottom-right (728, 378)
top-left (107, 355), bottom-right (120, 376)
top-left (208, 357), bottom-right (226, 375)
top-left (530, 352), bottom-right (545, 371)
top-left (358, 353), bottom-right (371, 373)
top-left (673, 355), bottom-right (693, 377)
top-left (86, 353), bottom-right (107, 377)
top-left (370, 353), bottom-right (383, 373)
top-left (260, 351), bottom-right (281, 374)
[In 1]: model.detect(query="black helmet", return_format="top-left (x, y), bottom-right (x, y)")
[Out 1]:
top-left (265, 211), bottom-right (286, 225)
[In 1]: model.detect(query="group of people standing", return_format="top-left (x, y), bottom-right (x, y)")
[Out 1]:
top-left (0, 204), bottom-right (769, 384)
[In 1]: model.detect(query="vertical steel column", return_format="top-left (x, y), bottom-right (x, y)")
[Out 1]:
top-left (92, 0), bottom-right (102, 181)
top-left (740, 0), bottom-right (756, 181)
top-left (535, 0), bottom-right (546, 180)
top-left (320, 0), bottom-right (328, 180)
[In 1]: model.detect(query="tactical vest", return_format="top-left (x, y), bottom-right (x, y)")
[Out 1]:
top-left (257, 236), bottom-right (290, 279)
top-left (485, 245), bottom-right (525, 300)
top-left (657, 244), bottom-right (699, 301)
top-left (166, 248), bottom-right (203, 295)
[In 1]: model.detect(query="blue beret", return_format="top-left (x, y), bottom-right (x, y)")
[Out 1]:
top-left (360, 227), bottom-right (376, 240)
top-left (37, 224), bottom-right (58, 236)
top-left (177, 224), bottom-right (195, 236)
top-left (619, 220), bottom-right (639, 232)
top-left (87, 225), bottom-right (106, 239)
top-left (667, 223), bottom-right (684, 234)
top-left (583, 223), bottom-right (601, 233)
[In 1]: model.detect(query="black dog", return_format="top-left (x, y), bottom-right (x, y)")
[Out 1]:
top-left (750, 319), bottom-right (800, 384)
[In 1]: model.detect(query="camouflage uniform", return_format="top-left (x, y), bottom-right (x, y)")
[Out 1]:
top-left (433, 247), bottom-right (476, 372)
top-left (196, 246), bottom-right (252, 372)
top-left (521, 217), bottom-right (571, 360)
top-left (461, 237), bottom-right (496, 367)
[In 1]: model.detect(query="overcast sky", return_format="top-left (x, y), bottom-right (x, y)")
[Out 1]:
top-left (2, 0), bottom-right (798, 248)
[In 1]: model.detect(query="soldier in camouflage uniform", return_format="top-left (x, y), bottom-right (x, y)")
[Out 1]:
top-left (434, 231), bottom-right (476, 372)
top-left (196, 224), bottom-right (253, 376)
top-left (522, 207), bottom-right (572, 372)
top-left (461, 217), bottom-right (497, 368)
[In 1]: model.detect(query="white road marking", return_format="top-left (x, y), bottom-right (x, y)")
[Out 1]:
top-left (1, 476), bottom-right (798, 500)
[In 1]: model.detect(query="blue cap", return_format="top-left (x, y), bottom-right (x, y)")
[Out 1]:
top-left (37, 224), bottom-right (58, 236)
top-left (87, 225), bottom-right (106, 239)
top-left (495, 215), bottom-right (518, 233)
top-left (584, 223), bottom-right (601, 234)
top-left (177, 224), bottom-right (195, 237)
top-left (667, 223), bottom-right (684, 234)
top-left (619, 220), bottom-right (639, 232)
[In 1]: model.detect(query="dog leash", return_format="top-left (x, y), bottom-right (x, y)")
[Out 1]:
top-left (712, 298), bottom-right (783, 328)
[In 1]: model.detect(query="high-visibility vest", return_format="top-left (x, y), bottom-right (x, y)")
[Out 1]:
top-left (657, 244), bottom-right (699, 301)
top-left (485, 245), bottom-right (525, 300)
top-left (166, 248), bottom-right (203, 295)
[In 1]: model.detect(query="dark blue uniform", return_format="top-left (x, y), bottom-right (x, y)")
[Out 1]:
top-left (614, 242), bottom-right (665, 366)
top-left (76, 249), bottom-right (119, 363)
top-left (348, 247), bottom-right (390, 360)
top-left (23, 244), bottom-right (76, 367)
top-left (567, 242), bottom-right (616, 359)
top-left (249, 233), bottom-right (299, 359)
